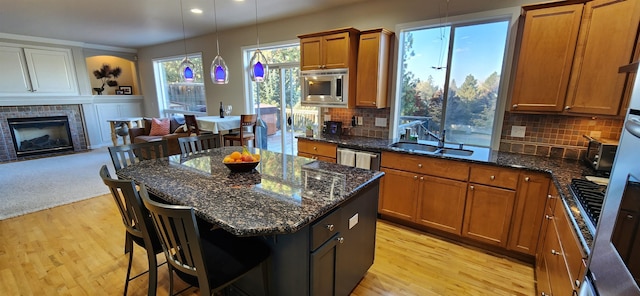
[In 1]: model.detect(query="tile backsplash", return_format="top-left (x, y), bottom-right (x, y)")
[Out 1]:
top-left (500, 112), bottom-right (623, 160)
top-left (325, 107), bottom-right (390, 139)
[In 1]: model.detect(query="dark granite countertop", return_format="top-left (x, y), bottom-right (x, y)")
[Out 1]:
top-left (299, 135), bottom-right (595, 252)
top-left (116, 147), bottom-right (384, 237)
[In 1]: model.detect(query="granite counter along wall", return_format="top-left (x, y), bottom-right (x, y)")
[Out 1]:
top-left (500, 112), bottom-right (623, 160)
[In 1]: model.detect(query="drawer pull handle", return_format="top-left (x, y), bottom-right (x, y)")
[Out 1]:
top-left (512, 104), bottom-right (518, 109)
top-left (336, 237), bottom-right (344, 244)
top-left (547, 194), bottom-right (552, 199)
top-left (420, 177), bottom-right (424, 181)
top-left (490, 175), bottom-right (495, 180)
top-left (326, 224), bottom-right (335, 232)
top-left (551, 249), bottom-right (560, 256)
top-left (525, 177), bottom-right (530, 182)
top-left (565, 106), bottom-right (571, 110)
top-left (413, 176), bottom-right (418, 180)
top-left (418, 163), bottom-right (423, 168)
top-left (627, 214), bottom-right (634, 219)
top-left (313, 146), bottom-right (317, 150)
top-left (575, 279), bottom-right (581, 287)
top-left (470, 185), bottom-right (474, 191)
top-left (545, 215), bottom-right (552, 220)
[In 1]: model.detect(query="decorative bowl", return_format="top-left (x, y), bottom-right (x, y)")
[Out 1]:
top-left (224, 161), bottom-right (260, 172)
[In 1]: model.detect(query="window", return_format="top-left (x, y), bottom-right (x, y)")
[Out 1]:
top-left (153, 54), bottom-right (206, 117)
top-left (244, 43), bottom-right (320, 155)
top-left (395, 17), bottom-right (510, 147)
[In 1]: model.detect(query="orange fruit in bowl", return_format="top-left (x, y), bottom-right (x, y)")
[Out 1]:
top-left (223, 156), bottom-right (233, 163)
top-left (230, 151), bottom-right (242, 160)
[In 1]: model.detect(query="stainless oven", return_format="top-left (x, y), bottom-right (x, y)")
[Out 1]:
top-left (584, 73), bottom-right (640, 295)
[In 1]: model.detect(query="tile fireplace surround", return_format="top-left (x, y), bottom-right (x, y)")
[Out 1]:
top-left (0, 105), bottom-right (88, 162)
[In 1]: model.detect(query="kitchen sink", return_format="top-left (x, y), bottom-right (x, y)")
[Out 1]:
top-left (435, 148), bottom-right (474, 156)
top-left (389, 142), bottom-right (474, 157)
top-left (388, 142), bottom-right (440, 152)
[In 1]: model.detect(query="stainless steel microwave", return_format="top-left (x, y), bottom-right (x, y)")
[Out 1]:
top-left (300, 68), bottom-right (348, 107)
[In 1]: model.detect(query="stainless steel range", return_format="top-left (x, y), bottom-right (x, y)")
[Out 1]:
top-left (570, 178), bottom-right (606, 235)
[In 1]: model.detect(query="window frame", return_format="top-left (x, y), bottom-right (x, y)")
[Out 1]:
top-left (152, 52), bottom-right (206, 117)
top-left (391, 7), bottom-right (520, 149)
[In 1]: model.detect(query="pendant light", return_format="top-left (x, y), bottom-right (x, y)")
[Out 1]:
top-left (179, 0), bottom-right (195, 82)
top-left (249, 0), bottom-right (268, 82)
top-left (210, 0), bottom-right (228, 84)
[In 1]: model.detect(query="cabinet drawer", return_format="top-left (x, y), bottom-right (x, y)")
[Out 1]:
top-left (298, 152), bottom-right (336, 163)
top-left (298, 140), bottom-right (337, 159)
top-left (380, 151), bottom-right (469, 181)
top-left (556, 204), bottom-right (585, 289)
top-left (311, 208), bottom-right (342, 251)
top-left (469, 164), bottom-right (519, 189)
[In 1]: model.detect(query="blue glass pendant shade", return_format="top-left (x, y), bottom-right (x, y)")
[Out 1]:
top-left (180, 58), bottom-right (195, 82)
top-left (210, 55), bottom-right (229, 84)
top-left (250, 49), bottom-right (268, 82)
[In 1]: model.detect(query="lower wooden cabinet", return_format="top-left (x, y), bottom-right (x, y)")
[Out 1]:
top-left (379, 168), bottom-right (419, 221)
top-left (508, 172), bottom-right (551, 255)
top-left (462, 183), bottom-right (516, 247)
top-left (416, 175), bottom-right (467, 235)
top-left (297, 139), bottom-right (337, 163)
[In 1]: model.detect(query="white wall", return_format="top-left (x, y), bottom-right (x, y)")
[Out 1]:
top-left (136, 0), bottom-right (541, 117)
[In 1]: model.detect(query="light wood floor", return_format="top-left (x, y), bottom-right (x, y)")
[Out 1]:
top-left (0, 194), bottom-right (535, 295)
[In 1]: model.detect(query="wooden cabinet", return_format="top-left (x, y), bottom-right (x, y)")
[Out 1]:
top-left (510, 4), bottom-right (583, 113)
top-left (508, 172), bottom-right (551, 255)
top-left (297, 139), bottom-right (337, 163)
top-left (536, 184), bottom-right (587, 296)
top-left (416, 175), bottom-right (467, 235)
top-left (298, 28), bottom-right (359, 71)
top-left (462, 183), bottom-right (516, 248)
top-left (379, 168), bottom-right (419, 221)
top-left (511, 0), bottom-right (640, 116)
top-left (0, 45), bottom-right (78, 96)
top-left (355, 29), bottom-right (393, 108)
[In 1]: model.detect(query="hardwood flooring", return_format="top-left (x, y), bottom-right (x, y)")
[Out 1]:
top-left (0, 194), bottom-right (535, 295)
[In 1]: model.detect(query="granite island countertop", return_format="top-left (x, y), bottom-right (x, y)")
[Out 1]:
top-left (299, 134), bottom-right (596, 252)
top-left (116, 147), bottom-right (384, 237)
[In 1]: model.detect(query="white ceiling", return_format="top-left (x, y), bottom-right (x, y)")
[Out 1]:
top-left (0, 0), bottom-right (367, 49)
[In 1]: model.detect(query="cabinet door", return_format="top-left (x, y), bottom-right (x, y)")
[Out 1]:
top-left (462, 184), bottom-right (516, 247)
top-left (565, 0), bottom-right (640, 115)
top-left (508, 173), bottom-right (550, 255)
top-left (310, 234), bottom-right (340, 296)
top-left (0, 46), bottom-right (32, 94)
top-left (511, 4), bottom-right (583, 112)
top-left (23, 48), bottom-right (77, 94)
top-left (416, 176), bottom-right (467, 235)
top-left (379, 168), bottom-right (418, 221)
top-left (300, 37), bottom-right (323, 71)
top-left (544, 220), bottom-right (574, 296)
top-left (356, 30), bottom-right (391, 108)
top-left (536, 251), bottom-right (552, 296)
top-left (323, 32), bottom-right (351, 69)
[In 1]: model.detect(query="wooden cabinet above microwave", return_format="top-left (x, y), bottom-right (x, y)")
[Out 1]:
top-left (510, 0), bottom-right (640, 116)
top-left (298, 27), bottom-right (360, 71)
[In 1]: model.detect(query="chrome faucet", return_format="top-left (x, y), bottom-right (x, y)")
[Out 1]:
top-left (425, 129), bottom-right (446, 148)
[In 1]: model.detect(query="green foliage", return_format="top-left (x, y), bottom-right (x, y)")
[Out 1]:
top-left (163, 57), bottom-right (204, 83)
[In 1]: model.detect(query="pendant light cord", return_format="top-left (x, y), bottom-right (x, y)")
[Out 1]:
top-left (180, 0), bottom-right (188, 59)
top-left (214, 0), bottom-right (220, 55)
top-left (254, 0), bottom-right (260, 48)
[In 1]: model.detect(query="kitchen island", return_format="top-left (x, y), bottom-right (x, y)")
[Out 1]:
top-left (117, 147), bottom-right (384, 296)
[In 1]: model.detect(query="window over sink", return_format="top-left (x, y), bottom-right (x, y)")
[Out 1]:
top-left (394, 9), bottom-right (515, 148)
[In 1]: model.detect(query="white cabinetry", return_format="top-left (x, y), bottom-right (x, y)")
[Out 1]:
top-left (95, 101), bottom-right (143, 144)
top-left (0, 45), bottom-right (78, 96)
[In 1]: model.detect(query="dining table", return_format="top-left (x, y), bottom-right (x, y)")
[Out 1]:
top-left (115, 146), bottom-right (384, 295)
top-left (196, 115), bottom-right (241, 134)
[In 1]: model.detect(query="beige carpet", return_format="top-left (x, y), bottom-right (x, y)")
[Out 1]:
top-left (0, 148), bottom-right (114, 220)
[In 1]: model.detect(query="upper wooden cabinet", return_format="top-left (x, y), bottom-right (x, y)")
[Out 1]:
top-left (355, 29), bottom-right (393, 108)
top-left (0, 45), bottom-right (78, 96)
top-left (298, 28), bottom-right (360, 71)
top-left (510, 0), bottom-right (640, 116)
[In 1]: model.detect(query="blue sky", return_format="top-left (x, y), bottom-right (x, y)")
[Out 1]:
top-left (404, 21), bottom-right (509, 88)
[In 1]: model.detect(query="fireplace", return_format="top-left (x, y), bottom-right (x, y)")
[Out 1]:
top-left (8, 116), bottom-right (74, 157)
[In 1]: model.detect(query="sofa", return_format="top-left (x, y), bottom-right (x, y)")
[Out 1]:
top-left (128, 116), bottom-right (190, 155)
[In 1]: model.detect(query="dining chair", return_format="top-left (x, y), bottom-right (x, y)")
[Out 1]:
top-left (223, 114), bottom-right (257, 147)
top-left (183, 114), bottom-right (209, 136)
top-left (108, 140), bottom-right (169, 171)
top-left (178, 134), bottom-right (221, 156)
top-left (99, 165), bottom-right (165, 296)
top-left (141, 190), bottom-right (271, 296)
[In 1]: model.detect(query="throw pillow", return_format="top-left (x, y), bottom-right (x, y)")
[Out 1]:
top-left (149, 118), bottom-right (170, 136)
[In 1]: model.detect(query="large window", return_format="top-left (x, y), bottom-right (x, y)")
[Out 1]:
top-left (396, 17), bottom-right (510, 147)
top-left (153, 54), bottom-right (206, 117)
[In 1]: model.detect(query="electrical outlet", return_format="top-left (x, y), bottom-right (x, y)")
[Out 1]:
top-left (511, 126), bottom-right (526, 138)
top-left (324, 114), bottom-right (331, 121)
top-left (357, 116), bottom-right (363, 126)
top-left (375, 117), bottom-right (387, 127)
top-left (590, 131), bottom-right (602, 138)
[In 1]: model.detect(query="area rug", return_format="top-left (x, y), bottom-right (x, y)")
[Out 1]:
top-left (0, 148), bottom-right (114, 220)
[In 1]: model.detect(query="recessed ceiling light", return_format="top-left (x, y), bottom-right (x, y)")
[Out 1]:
top-left (190, 8), bottom-right (203, 14)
